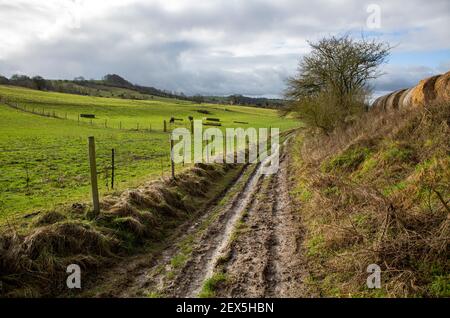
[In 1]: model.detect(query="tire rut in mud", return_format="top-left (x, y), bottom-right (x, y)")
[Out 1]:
top-left (215, 150), bottom-right (306, 298)
top-left (164, 161), bottom-right (264, 297)
top-left (78, 163), bottom-right (254, 298)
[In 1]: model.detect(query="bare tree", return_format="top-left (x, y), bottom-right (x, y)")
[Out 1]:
top-left (285, 35), bottom-right (390, 134)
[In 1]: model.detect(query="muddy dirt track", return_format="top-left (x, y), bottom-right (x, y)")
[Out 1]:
top-left (214, 150), bottom-right (306, 298)
top-left (85, 141), bottom-right (306, 298)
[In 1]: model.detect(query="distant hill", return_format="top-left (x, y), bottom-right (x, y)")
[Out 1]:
top-left (102, 74), bottom-right (134, 88)
top-left (0, 73), bottom-right (286, 108)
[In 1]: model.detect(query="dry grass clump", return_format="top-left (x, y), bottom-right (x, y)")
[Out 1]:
top-left (24, 221), bottom-right (118, 260)
top-left (293, 100), bottom-right (449, 297)
top-left (0, 220), bottom-right (118, 297)
top-left (0, 162), bottom-right (239, 297)
top-left (33, 211), bottom-right (66, 226)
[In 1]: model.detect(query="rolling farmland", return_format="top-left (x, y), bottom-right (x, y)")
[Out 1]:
top-left (0, 85), bottom-right (298, 221)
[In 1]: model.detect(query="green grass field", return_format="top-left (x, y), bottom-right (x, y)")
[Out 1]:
top-left (0, 85), bottom-right (299, 222)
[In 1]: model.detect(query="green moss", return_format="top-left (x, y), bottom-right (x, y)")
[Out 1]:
top-left (291, 181), bottom-right (312, 202)
top-left (354, 156), bottom-right (378, 179)
top-left (229, 219), bottom-right (247, 244)
top-left (417, 261), bottom-right (450, 297)
top-left (359, 288), bottom-right (388, 298)
top-left (323, 185), bottom-right (339, 196)
top-left (381, 143), bottom-right (414, 162)
top-left (198, 273), bottom-right (227, 298)
top-left (170, 253), bottom-right (188, 269)
top-left (306, 234), bottom-right (325, 257)
top-left (321, 274), bottom-right (342, 297)
top-left (424, 139), bottom-right (434, 148)
top-left (324, 146), bottom-right (372, 173)
top-left (147, 291), bottom-right (163, 298)
top-left (382, 181), bottom-right (407, 196)
top-left (352, 213), bottom-right (369, 228)
top-left (166, 271), bottom-right (175, 280)
top-left (429, 275), bottom-right (450, 297)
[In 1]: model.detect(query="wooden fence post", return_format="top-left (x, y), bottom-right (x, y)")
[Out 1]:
top-left (111, 148), bottom-right (115, 189)
top-left (88, 136), bottom-right (100, 216)
top-left (163, 120), bottom-right (167, 132)
top-left (170, 136), bottom-right (175, 179)
top-left (268, 126), bottom-right (272, 154)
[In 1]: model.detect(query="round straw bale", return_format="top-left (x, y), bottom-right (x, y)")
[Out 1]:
top-left (399, 87), bottom-right (415, 109)
top-left (434, 71), bottom-right (450, 103)
top-left (371, 95), bottom-right (384, 111)
top-left (382, 92), bottom-right (394, 111)
top-left (378, 93), bottom-right (391, 112)
top-left (385, 89), bottom-right (407, 111)
top-left (371, 93), bottom-right (389, 112)
top-left (411, 75), bottom-right (441, 107)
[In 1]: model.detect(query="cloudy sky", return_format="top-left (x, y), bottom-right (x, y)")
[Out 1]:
top-left (0, 0), bottom-right (449, 98)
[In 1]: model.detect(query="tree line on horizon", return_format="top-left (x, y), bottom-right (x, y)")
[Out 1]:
top-left (0, 73), bottom-right (284, 109)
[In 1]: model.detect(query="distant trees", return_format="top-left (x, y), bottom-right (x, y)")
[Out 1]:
top-left (226, 94), bottom-right (282, 108)
top-left (192, 94), bottom-right (204, 104)
top-left (285, 35), bottom-right (391, 134)
top-left (0, 75), bottom-right (9, 85)
top-left (32, 76), bottom-right (48, 90)
top-left (9, 74), bottom-right (37, 89)
top-left (4, 74), bottom-right (52, 90)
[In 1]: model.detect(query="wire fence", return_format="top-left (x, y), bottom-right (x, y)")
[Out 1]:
top-left (0, 131), bottom-right (275, 217)
top-left (0, 95), bottom-right (194, 133)
top-left (0, 95), bottom-right (279, 216)
top-left (0, 133), bottom-right (180, 220)
top-left (0, 138), bottom-right (173, 192)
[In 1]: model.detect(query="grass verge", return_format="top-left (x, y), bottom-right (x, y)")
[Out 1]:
top-left (291, 101), bottom-right (449, 297)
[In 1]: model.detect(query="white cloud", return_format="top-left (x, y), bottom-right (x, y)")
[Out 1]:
top-left (0, 0), bottom-right (448, 96)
